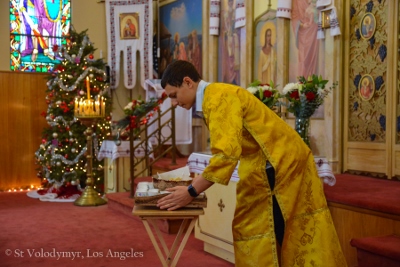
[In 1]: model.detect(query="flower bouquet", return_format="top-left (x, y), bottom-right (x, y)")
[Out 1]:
top-left (114, 94), bottom-right (167, 142)
top-left (247, 80), bottom-right (281, 113)
top-left (282, 75), bottom-right (337, 147)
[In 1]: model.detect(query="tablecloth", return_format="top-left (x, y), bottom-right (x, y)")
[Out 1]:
top-left (97, 140), bottom-right (154, 161)
top-left (187, 152), bottom-right (336, 186)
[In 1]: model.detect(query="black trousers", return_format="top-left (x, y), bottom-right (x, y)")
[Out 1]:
top-left (266, 166), bottom-right (285, 246)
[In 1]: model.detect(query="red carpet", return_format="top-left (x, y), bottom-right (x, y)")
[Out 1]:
top-left (350, 234), bottom-right (400, 265)
top-left (323, 173), bottom-right (400, 215)
top-left (0, 192), bottom-right (234, 267)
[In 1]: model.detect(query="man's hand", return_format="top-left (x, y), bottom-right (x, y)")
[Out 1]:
top-left (157, 186), bottom-right (194, 211)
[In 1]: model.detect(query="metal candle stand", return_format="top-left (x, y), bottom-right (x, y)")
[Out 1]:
top-left (74, 117), bottom-right (107, 206)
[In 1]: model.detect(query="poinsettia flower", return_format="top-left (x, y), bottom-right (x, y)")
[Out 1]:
top-left (60, 102), bottom-right (70, 113)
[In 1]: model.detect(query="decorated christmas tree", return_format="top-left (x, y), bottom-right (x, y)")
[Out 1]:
top-left (34, 28), bottom-right (111, 199)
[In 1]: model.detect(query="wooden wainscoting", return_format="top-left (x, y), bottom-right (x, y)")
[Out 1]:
top-left (0, 71), bottom-right (48, 190)
top-left (328, 202), bottom-right (400, 267)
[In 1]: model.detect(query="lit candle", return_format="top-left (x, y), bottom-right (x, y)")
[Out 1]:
top-left (74, 98), bottom-right (78, 115)
top-left (86, 77), bottom-right (91, 100)
top-left (80, 99), bottom-right (84, 115)
top-left (101, 97), bottom-right (105, 115)
top-left (95, 100), bottom-right (100, 115)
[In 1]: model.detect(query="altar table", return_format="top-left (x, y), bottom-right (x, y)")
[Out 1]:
top-left (97, 140), bottom-right (153, 162)
top-left (187, 152), bottom-right (336, 186)
top-left (188, 152), bottom-right (336, 263)
top-left (132, 206), bottom-right (204, 267)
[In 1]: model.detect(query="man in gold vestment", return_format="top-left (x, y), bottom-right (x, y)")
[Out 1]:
top-left (157, 61), bottom-right (346, 267)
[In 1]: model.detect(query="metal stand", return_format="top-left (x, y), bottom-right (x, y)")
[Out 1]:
top-left (74, 118), bottom-right (107, 206)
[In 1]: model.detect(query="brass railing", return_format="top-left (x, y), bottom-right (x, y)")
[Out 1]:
top-left (128, 105), bottom-right (177, 196)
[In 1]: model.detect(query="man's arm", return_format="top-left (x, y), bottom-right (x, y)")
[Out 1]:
top-left (157, 174), bottom-right (214, 211)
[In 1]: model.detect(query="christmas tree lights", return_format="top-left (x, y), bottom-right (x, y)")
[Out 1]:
top-left (34, 28), bottom-right (111, 197)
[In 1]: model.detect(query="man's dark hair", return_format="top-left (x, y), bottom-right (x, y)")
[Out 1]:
top-left (161, 60), bottom-right (201, 88)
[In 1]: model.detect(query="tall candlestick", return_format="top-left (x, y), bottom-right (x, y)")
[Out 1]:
top-left (74, 98), bottom-right (78, 114)
top-left (86, 77), bottom-right (91, 100)
top-left (101, 97), bottom-right (105, 115)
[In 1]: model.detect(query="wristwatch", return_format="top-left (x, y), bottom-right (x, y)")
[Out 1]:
top-left (188, 184), bottom-right (199, 197)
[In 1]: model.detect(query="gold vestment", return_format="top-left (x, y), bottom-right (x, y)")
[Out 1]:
top-left (201, 83), bottom-right (346, 267)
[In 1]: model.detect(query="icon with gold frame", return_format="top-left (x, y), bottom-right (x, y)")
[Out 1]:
top-left (321, 9), bottom-right (332, 29)
top-left (120, 13), bottom-right (140, 40)
top-left (360, 12), bottom-right (376, 40)
top-left (358, 74), bottom-right (375, 101)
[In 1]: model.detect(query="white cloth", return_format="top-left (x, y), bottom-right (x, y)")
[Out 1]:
top-left (276, 0), bottom-right (292, 19)
top-left (97, 140), bottom-right (154, 162)
top-left (317, 7), bottom-right (341, 39)
top-left (195, 80), bottom-right (210, 113)
top-left (105, 0), bottom-right (153, 89)
top-left (314, 157), bottom-right (336, 186)
top-left (329, 7), bottom-right (341, 36)
top-left (188, 152), bottom-right (240, 182)
top-left (143, 79), bottom-right (192, 145)
top-left (187, 152), bottom-right (336, 186)
top-left (26, 186), bottom-right (81, 203)
top-left (316, 0), bottom-right (332, 9)
top-left (234, 0), bottom-right (245, 29)
top-left (209, 0), bottom-right (221, 35)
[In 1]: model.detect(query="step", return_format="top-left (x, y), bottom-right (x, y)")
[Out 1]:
top-left (106, 176), bottom-right (185, 234)
top-left (350, 235), bottom-right (400, 267)
top-left (152, 156), bottom-right (189, 173)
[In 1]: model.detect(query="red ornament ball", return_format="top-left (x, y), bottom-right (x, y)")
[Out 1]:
top-left (89, 54), bottom-right (94, 59)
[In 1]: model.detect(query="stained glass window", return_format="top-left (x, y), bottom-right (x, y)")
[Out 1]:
top-left (10, 0), bottom-right (71, 72)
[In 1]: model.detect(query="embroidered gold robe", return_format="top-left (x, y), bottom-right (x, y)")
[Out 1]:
top-left (201, 83), bottom-right (347, 267)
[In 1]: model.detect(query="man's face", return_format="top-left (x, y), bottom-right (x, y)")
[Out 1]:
top-left (164, 77), bottom-right (196, 110)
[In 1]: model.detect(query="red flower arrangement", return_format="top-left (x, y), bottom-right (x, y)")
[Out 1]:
top-left (246, 80), bottom-right (280, 110)
top-left (282, 75), bottom-right (335, 118)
